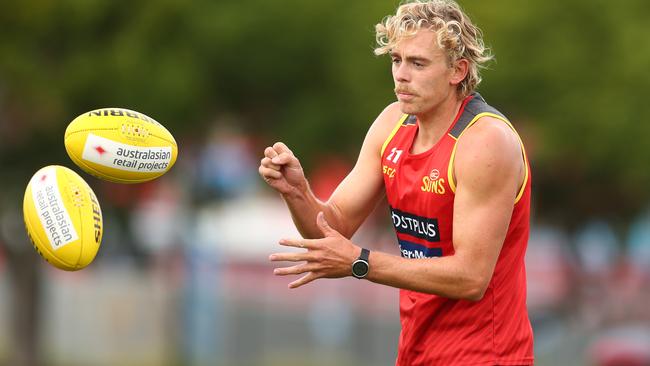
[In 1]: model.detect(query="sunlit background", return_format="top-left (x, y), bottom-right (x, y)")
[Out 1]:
top-left (1, 0), bottom-right (649, 365)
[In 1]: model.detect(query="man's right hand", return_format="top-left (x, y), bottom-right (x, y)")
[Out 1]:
top-left (259, 142), bottom-right (307, 196)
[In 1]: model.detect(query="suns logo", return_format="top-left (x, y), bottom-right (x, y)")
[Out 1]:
top-left (421, 168), bottom-right (445, 195)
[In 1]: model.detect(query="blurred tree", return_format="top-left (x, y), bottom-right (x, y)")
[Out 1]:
top-left (471, 0), bottom-right (650, 226)
top-left (0, 0), bottom-right (648, 223)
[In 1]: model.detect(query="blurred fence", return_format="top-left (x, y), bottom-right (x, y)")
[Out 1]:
top-left (1, 185), bottom-right (649, 365)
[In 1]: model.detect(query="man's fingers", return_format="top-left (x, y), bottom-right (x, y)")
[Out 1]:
top-left (272, 142), bottom-right (292, 154)
top-left (278, 238), bottom-right (316, 250)
top-left (264, 146), bottom-right (279, 159)
top-left (271, 152), bottom-right (294, 165)
top-left (273, 265), bottom-right (304, 276)
top-left (272, 263), bottom-right (318, 276)
top-left (259, 166), bottom-right (282, 180)
top-left (289, 272), bottom-right (320, 289)
top-left (260, 157), bottom-right (281, 171)
top-left (316, 211), bottom-right (339, 237)
top-left (271, 143), bottom-right (298, 165)
top-left (268, 252), bottom-right (313, 262)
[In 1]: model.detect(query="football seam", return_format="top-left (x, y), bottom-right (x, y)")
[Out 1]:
top-left (24, 217), bottom-right (49, 264)
top-left (65, 168), bottom-right (85, 270)
top-left (76, 203), bottom-right (83, 270)
top-left (66, 128), bottom-right (176, 147)
top-left (65, 127), bottom-right (117, 138)
top-left (147, 132), bottom-right (177, 147)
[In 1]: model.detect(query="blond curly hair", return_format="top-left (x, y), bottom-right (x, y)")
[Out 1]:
top-left (375, 0), bottom-right (493, 97)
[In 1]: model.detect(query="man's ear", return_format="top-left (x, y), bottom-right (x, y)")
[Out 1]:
top-left (450, 58), bottom-right (469, 86)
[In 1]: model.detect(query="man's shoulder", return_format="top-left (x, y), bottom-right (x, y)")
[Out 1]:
top-left (359, 102), bottom-right (406, 159)
top-left (377, 102), bottom-right (404, 128)
top-left (367, 102), bottom-right (404, 141)
top-left (454, 115), bottom-right (524, 191)
top-left (459, 116), bottom-right (521, 160)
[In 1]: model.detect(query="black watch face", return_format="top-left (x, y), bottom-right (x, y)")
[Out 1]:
top-left (352, 260), bottom-right (369, 277)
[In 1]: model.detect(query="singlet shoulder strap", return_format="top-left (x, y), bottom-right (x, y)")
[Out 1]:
top-left (380, 114), bottom-right (415, 156)
top-left (449, 93), bottom-right (507, 139)
top-left (447, 93), bottom-right (530, 204)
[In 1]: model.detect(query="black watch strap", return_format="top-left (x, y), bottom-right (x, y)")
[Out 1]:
top-left (359, 248), bottom-right (370, 262)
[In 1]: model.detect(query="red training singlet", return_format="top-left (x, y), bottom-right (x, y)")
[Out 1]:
top-left (381, 93), bottom-right (534, 365)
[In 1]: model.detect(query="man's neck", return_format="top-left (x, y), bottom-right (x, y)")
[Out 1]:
top-left (411, 93), bottom-right (465, 154)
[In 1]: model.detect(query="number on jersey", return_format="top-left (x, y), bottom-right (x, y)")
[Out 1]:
top-left (386, 147), bottom-right (403, 164)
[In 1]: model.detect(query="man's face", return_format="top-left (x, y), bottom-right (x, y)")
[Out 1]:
top-left (390, 29), bottom-right (459, 115)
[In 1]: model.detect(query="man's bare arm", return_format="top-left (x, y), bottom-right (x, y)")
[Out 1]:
top-left (271, 117), bottom-right (526, 299)
top-left (259, 103), bottom-right (403, 239)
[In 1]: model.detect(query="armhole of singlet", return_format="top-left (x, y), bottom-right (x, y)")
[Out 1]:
top-left (447, 112), bottom-right (530, 204)
top-left (380, 114), bottom-right (409, 157)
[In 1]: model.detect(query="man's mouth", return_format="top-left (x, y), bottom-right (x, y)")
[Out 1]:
top-left (395, 89), bottom-right (416, 100)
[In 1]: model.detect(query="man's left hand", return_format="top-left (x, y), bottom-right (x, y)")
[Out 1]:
top-left (269, 212), bottom-right (360, 288)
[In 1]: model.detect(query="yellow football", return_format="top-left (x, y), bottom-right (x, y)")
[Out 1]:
top-left (64, 108), bottom-right (178, 183)
top-left (23, 165), bottom-right (103, 271)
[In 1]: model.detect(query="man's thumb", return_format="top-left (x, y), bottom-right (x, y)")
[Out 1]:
top-left (317, 212), bottom-right (337, 237)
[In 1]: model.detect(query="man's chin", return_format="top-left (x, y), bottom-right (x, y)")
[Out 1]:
top-left (399, 101), bottom-right (418, 115)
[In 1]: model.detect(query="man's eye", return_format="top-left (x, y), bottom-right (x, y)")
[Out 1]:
top-left (392, 58), bottom-right (401, 64)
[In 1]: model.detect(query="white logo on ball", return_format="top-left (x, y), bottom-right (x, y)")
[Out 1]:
top-left (31, 167), bottom-right (79, 249)
top-left (82, 134), bottom-right (172, 173)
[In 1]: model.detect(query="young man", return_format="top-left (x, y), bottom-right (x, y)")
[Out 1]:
top-left (259, 0), bottom-right (534, 364)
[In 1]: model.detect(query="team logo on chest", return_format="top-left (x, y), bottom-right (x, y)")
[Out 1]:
top-left (421, 168), bottom-right (446, 195)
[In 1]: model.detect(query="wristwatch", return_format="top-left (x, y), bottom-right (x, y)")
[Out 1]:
top-left (351, 248), bottom-right (370, 279)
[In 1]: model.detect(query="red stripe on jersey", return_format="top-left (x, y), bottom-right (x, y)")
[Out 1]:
top-left (382, 93), bottom-right (534, 365)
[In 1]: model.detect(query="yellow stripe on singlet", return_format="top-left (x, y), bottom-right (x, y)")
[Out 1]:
top-left (446, 112), bottom-right (530, 204)
top-left (380, 114), bottom-right (409, 157)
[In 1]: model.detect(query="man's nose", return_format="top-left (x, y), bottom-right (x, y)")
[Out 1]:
top-left (393, 63), bottom-right (410, 83)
